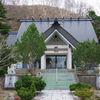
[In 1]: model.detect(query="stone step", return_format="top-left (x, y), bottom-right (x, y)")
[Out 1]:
top-left (43, 75), bottom-right (72, 77)
top-left (45, 86), bottom-right (69, 89)
top-left (43, 78), bottom-right (73, 82)
top-left (43, 76), bottom-right (72, 78)
top-left (44, 80), bottom-right (73, 83)
top-left (58, 79), bottom-right (73, 81)
top-left (43, 79), bottom-right (56, 81)
top-left (43, 76), bottom-right (72, 79)
top-left (42, 69), bottom-right (77, 89)
top-left (44, 80), bottom-right (73, 82)
top-left (43, 73), bottom-right (71, 75)
top-left (43, 73), bottom-right (72, 75)
top-left (46, 83), bottom-right (72, 86)
top-left (45, 69), bottom-right (68, 73)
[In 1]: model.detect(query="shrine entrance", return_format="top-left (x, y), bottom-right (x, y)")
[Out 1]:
top-left (46, 55), bottom-right (66, 69)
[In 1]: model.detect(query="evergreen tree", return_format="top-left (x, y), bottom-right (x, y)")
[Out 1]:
top-left (0, 0), bottom-right (13, 35)
top-left (14, 22), bottom-right (47, 73)
top-left (87, 11), bottom-right (100, 43)
top-left (73, 39), bottom-right (100, 74)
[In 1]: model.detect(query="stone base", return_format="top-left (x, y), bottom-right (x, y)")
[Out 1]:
top-left (15, 69), bottom-right (45, 74)
top-left (77, 74), bottom-right (96, 88)
top-left (5, 74), bottom-right (19, 88)
top-left (2, 87), bottom-right (15, 90)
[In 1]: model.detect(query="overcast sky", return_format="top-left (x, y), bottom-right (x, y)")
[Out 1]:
top-left (77, 0), bottom-right (100, 15)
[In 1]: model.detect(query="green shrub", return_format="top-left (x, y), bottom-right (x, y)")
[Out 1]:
top-left (85, 98), bottom-right (92, 100)
top-left (15, 80), bottom-right (22, 91)
top-left (14, 74), bottom-right (46, 92)
top-left (0, 68), bottom-right (7, 77)
top-left (20, 74), bottom-right (33, 88)
top-left (30, 81), bottom-right (36, 92)
top-left (14, 74), bottom-right (33, 91)
top-left (75, 88), bottom-right (94, 100)
top-left (69, 82), bottom-right (92, 91)
top-left (32, 76), bottom-right (46, 91)
top-left (17, 82), bottom-right (36, 100)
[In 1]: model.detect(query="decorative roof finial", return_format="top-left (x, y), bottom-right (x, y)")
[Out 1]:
top-left (54, 16), bottom-right (58, 23)
top-left (32, 16), bottom-right (34, 20)
top-left (78, 16), bottom-right (80, 19)
top-left (47, 16), bottom-right (49, 19)
top-left (70, 17), bottom-right (72, 19)
top-left (70, 14), bottom-right (72, 19)
top-left (40, 16), bottom-right (42, 20)
top-left (55, 16), bottom-right (57, 19)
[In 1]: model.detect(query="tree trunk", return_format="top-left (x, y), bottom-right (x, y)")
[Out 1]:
top-left (29, 58), bottom-right (34, 74)
top-left (81, 66), bottom-right (92, 74)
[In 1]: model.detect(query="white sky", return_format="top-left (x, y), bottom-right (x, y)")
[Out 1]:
top-left (76, 0), bottom-right (100, 15)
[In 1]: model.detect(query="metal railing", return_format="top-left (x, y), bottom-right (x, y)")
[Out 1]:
top-left (56, 68), bottom-right (58, 82)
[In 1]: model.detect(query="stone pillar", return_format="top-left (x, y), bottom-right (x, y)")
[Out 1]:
top-left (5, 74), bottom-right (19, 88)
top-left (41, 55), bottom-right (46, 69)
top-left (67, 47), bottom-right (72, 69)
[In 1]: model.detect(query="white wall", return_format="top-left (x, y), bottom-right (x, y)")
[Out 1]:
top-left (41, 55), bottom-right (46, 69)
top-left (48, 38), bottom-right (65, 45)
top-left (41, 45), bottom-right (72, 69)
top-left (67, 47), bottom-right (72, 69)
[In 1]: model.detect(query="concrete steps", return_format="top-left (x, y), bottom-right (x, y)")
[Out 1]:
top-left (43, 69), bottom-right (77, 89)
top-left (45, 69), bottom-right (68, 73)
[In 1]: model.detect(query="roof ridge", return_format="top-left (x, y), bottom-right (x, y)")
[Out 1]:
top-left (18, 18), bottom-right (93, 22)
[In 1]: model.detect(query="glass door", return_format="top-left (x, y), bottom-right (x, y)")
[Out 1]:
top-left (57, 56), bottom-right (66, 68)
top-left (46, 55), bottom-right (66, 69)
top-left (46, 55), bottom-right (56, 68)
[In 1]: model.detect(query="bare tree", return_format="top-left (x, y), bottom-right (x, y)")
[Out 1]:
top-left (2, 0), bottom-right (95, 20)
top-left (75, 1), bottom-right (93, 18)
top-left (64, 0), bottom-right (93, 18)
top-left (96, 0), bottom-right (100, 16)
top-left (34, 0), bottom-right (64, 18)
top-left (4, 0), bottom-right (29, 19)
top-left (64, 0), bottom-right (75, 18)
top-left (20, 0), bottom-right (29, 19)
top-left (1, 0), bottom-right (6, 5)
top-left (49, 0), bottom-right (62, 17)
top-left (0, 38), bottom-right (16, 70)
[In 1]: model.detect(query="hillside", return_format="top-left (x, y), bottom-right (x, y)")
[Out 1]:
top-left (4, 5), bottom-right (79, 32)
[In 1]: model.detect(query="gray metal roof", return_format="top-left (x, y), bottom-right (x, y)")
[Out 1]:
top-left (7, 18), bottom-right (98, 46)
top-left (7, 32), bottom-right (18, 46)
top-left (44, 20), bottom-right (78, 48)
